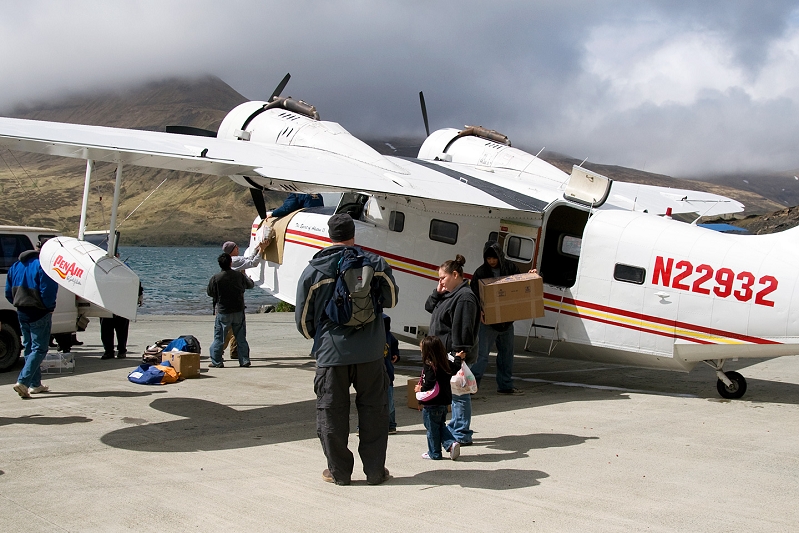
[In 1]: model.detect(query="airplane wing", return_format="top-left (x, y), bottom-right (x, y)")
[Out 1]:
top-left (0, 116), bottom-right (745, 217)
top-left (0, 117), bottom-right (538, 211)
top-left (607, 181), bottom-right (745, 217)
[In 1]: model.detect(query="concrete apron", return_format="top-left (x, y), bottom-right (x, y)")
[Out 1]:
top-left (1, 313), bottom-right (799, 532)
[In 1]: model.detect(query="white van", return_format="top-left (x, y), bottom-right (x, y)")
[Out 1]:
top-left (0, 226), bottom-right (84, 371)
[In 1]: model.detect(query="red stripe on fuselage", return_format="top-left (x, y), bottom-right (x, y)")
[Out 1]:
top-left (284, 229), bottom-right (767, 346)
top-left (545, 292), bottom-right (779, 345)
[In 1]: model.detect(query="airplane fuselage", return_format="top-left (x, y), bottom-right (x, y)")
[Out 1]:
top-left (249, 192), bottom-right (799, 375)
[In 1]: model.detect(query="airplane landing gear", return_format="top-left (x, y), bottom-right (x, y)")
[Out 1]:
top-left (704, 359), bottom-right (748, 399)
top-left (716, 371), bottom-right (747, 399)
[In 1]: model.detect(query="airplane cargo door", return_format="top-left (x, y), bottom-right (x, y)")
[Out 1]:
top-left (540, 205), bottom-right (589, 288)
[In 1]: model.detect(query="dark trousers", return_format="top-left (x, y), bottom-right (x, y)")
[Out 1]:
top-left (100, 315), bottom-right (129, 355)
top-left (314, 358), bottom-right (389, 484)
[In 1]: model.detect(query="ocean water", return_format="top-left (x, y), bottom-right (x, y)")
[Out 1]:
top-left (120, 246), bottom-right (280, 315)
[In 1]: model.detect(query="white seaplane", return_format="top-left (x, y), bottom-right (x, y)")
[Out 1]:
top-left (0, 77), bottom-right (796, 399)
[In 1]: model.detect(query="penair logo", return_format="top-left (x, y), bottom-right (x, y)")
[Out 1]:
top-left (52, 255), bottom-right (85, 285)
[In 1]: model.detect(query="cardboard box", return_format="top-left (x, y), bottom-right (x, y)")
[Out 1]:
top-left (161, 350), bottom-right (200, 379)
top-left (479, 272), bottom-right (545, 324)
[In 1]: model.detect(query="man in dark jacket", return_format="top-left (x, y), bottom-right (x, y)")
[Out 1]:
top-left (295, 213), bottom-right (399, 486)
top-left (470, 241), bottom-right (523, 394)
top-left (5, 244), bottom-right (59, 399)
top-left (207, 253), bottom-right (254, 368)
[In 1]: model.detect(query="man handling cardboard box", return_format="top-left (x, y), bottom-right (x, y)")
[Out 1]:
top-left (470, 241), bottom-right (543, 394)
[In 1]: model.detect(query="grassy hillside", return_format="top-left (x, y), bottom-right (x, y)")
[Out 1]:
top-left (0, 76), bottom-right (291, 245)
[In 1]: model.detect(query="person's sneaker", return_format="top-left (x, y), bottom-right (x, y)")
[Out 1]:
top-left (458, 441), bottom-right (473, 447)
top-left (367, 468), bottom-right (391, 485)
top-left (388, 427), bottom-right (397, 435)
top-left (240, 362), bottom-right (251, 367)
top-left (421, 452), bottom-right (431, 459)
top-left (208, 362), bottom-right (224, 368)
top-left (322, 469), bottom-right (350, 486)
top-left (497, 388), bottom-right (524, 395)
top-left (101, 353), bottom-right (114, 360)
top-left (13, 383), bottom-right (31, 399)
top-left (29, 384), bottom-right (49, 394)
top-left (117, 351), bottom-right (127, 359)
top-left (449, 442), bottom-right (461, 460)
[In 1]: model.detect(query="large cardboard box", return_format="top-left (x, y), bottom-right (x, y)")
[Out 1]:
top-left (479, 272), bottom-right (544, 324)
top-left (161, 350), bottom-right (200, 379)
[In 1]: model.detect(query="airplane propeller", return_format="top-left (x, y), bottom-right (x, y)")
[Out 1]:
top-left (269, 73), bottom-right (291, 102)
top-left (419, 91), bottom-right (430, 137)
top-left (165, 73), bottom-right (292, 138)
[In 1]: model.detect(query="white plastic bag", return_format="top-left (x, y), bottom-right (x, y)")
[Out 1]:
top-left (450, 362), bottom-right (478, 395)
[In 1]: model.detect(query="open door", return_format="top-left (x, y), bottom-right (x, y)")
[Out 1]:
top-left (539, 205), bottom-right (590, 288)
top-left (564, 165), bottom-right (612, 207)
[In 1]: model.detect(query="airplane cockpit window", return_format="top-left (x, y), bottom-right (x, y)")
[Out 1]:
top-left (389, 211), bottom-right (405, 232)
top-left (0, 234), bottom-right (33, 273)
top-left (506, 236), bottom-right (535, 262)
top-left (429, 219), bottom-right (458, 245)
top-left (335, 192), bottom-right (369, 220)
top-left (614, 264), bottom-right (646, 285)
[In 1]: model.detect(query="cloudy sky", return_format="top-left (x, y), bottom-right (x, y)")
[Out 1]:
top-left (3, 0), bottom-right (799, 177)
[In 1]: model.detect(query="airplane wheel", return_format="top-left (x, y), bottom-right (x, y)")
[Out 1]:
top-left (0, 323), bottom-right (22, 372)
top-left (716, 371), bottom-right (747, 399)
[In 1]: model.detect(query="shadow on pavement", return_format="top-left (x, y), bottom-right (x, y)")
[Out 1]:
top-left (385, 468), bottom-right (549, 490)
top-left (0, 414), bottom-right (92, 426)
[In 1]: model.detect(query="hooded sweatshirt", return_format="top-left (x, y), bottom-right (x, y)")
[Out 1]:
top-left (470, 241), bottom-right (520, 332)
top-left (5, 250), bottom-right (59, 323)
top-left (425, 280), bottom-right (480, 365)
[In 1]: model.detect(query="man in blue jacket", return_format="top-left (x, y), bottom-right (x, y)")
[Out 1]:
top-left (295, 214), bottom-right (398, 486)
top-left (267, 193), bottom-right (324, 219)
top-left (5, 242), bottom-right (59, 399)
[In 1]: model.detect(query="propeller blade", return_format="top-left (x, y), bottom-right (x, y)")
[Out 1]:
top-left (164, 125), bottom-right (217, 137)
top-left (249, 188), bottom-right (267, 220)
top-left (269, 73), bottom-right (291, 102)
top-left (419, 91), bottom-right (430, 137)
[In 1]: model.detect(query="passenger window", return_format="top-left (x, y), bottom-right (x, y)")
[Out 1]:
top-left (429, 219), bottom-right (458, 245)
top-left (506, 236), bottom-right (535, 262)
top-left (389, 211), bottom-right (405, 232)
top-left (488, 231), bottom-right (498, 243)
top-left (0, 234), bottom-right (34, 273)
top-left (614, 264), bottom-right (646, 285)
top-left (559, 235), bottom-right (582, 257)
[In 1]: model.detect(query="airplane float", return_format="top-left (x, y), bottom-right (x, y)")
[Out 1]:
top-left (0, 75), bottom-right (796, 400)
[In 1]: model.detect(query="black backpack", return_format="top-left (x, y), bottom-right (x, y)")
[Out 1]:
top-left (324, 247), bottom-right (383, 328)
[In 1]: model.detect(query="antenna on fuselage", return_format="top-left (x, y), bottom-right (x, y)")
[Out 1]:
top-left (516, 147), bottom-right (546, 179)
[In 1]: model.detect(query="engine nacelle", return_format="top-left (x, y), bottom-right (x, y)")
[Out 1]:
top-left (218, 99), bottom-right (406, 174)
top-left (419, 127), bottom-right (565, 183)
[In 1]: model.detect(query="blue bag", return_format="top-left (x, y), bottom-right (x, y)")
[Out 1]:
top-left (128, 363), bottom-right (166, 385)
top-left (324, 247), bottom-right (382, 328)
top-left (164, 335), bottom-right (201, 354)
